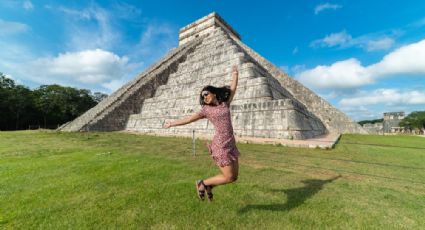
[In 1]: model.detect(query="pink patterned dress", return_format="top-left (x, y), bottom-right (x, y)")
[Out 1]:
top-left (197, 102), bottom-right (240, 167)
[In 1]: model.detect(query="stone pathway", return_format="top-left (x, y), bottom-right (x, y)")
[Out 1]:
top-left (235, 132), bottom-right (341, 149)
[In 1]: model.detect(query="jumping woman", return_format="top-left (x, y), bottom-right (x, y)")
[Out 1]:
top-left (163, 65), bottom-right (240, 201)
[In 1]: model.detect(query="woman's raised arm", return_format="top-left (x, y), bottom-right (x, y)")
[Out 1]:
top-left (227, 65), bottom-right (239, 104)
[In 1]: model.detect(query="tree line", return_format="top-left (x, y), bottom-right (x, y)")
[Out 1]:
top-left (0, 73), bottom-right (107, 130)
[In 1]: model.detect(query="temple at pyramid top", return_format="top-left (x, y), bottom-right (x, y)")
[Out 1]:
top-left (59, 12), bottom-right (367, 140)
top-left (179, 12), bottom-right (241, 46)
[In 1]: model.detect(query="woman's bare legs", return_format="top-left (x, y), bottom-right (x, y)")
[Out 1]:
top-left (203, 159), bottom-right (239, 187)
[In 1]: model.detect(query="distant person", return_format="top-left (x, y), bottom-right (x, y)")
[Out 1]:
top-left (163, 65), bottom-right (240, 201)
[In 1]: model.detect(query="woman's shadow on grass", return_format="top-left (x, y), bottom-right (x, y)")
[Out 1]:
top-left (239, 175), bottom-right (341, 213)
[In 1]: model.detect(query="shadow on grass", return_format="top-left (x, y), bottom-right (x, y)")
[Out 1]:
top-left (239, 175), bottom-right (341, 213)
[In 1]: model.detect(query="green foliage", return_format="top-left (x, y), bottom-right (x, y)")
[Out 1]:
top-left (399, 111), bottom-right (425, 129)
top-left (358, 118), bottom-right (383, 125)
top-left (0, 73), bottom-right (15, 88)
top-left (32, 85), bottom-right (98, 128)
top-left (0, 73), bottom-right (108, 130)
top-left (1, 74), bottom-right (36, 130)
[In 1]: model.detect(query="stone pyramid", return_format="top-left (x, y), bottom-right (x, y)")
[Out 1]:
top-left (60, 12), bottom-right (366, 139)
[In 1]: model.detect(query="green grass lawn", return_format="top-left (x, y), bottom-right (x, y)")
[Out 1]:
top-left (0, 131), bottom-right (424, 229)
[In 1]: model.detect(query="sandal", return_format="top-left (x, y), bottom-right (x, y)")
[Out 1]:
top-left (195, 180), bottom-right (206, 201)
top-left (206, 185), bottom-right (214, 201)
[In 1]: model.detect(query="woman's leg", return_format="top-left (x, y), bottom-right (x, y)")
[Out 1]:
top-left (203, 159), bottom-right (239, 187)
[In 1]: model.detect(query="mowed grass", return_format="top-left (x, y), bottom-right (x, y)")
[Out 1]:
top-left (0, 131), bottom-right (424, 229)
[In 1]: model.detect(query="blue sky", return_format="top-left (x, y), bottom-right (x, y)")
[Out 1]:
top-left (1, 0), bottom-right (425, 121)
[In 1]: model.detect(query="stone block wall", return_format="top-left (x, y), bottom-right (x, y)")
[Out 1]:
top-left (126, 28), bottom-right (326, 139)
top-left (59, 35), bottom-right (204, 131)
top-left (231, 36), bottom-right (367, 134)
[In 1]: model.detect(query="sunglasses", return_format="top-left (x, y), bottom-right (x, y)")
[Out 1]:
top-left (201, 91), bottom-right (210, 98)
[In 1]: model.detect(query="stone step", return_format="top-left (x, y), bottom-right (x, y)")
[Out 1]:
top-left (187, 36), bottom-right (236, 53)
top-left (182, 45), bottom-right (241, 67)
top-left (176, 50), bottom-right (243, 74)
top-left (192, 39), bottom-right (236, 53)
top-left (153, 75), bottom-right (272, 102)
top-left (167, 62), bottom-right (245, 86)
top-left (138, 98), bottom-right (278, 120)
top-left (162, 76), bottom-right (257, 96)
top-left (142, 92), bottom-right (273, 110)
top-left (168, 53), bottom-right (246, 81)
top-left (196, 30), bottom-right (232, 45)
top-left (167, 62), bottom-right (261, 86)
top-left (175, 48), bottom-right (243, 74)
top-left (152, 70), bottom-right (273, 102)
top-left (125, 98), bottom-right (323, 139)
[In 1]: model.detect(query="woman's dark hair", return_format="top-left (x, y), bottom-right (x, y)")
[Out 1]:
top-left (199, 85), bottom-right (231, 105)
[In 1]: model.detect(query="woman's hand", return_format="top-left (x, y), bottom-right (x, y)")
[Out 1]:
top-left (232, 65), bottom-right (238, 75)
top-left (163, 121), bottom-right (172, 129)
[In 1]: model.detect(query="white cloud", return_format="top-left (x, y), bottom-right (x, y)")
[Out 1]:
top-left (290, 64), bottom-right (307, 75)
top-left (23, 1), bottom-right (33, 10)
top-left (3, 73), bottom-right (24, 85)
top-left (131, 23), bottom-right (177, 60)
top-left (1, 4), bottom-right (176, 93)
top-left (313, 30), bottom-right (352, 47)
top-left (101, 79), bottom-right (127, 92)
top-left (311, 30), bottom-right (395, 51)
top-left (0, 19), bottom-right (29, 36)
top-left (297, 58), bottom-right (373, 89)
top-left (139, 23), bottom-right (174, 47)
top-left (112, 2), bottom-right (142, 20)
top-left (58, 6), bottom-right (91, 19)
top-left (339, 105), bottom-right (382, 121)
top-left (298, 39), bottom-right (425, 89)
top-left (314, 3), bottom-right (342, 15)
top-left (368, 39), bottom-right (425, 76)
top-left (366, 37), bottom-right (395, 51)
top-left (0, 40), bottom-right (134, 92)
top-left (339, 89), bottom-right (425, 107)
top-left (292, 46), bottom-right (299, 54)
top-left (51, 5), bottom-right (120, 51)
top-left (27, 49), bottom-right (130, 86)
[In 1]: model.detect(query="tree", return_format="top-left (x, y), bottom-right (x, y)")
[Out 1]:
top-left (1, 74), bottom-right (107, 130)
top-left (399, 111), bottom-right (425, 129)
top-left (33, 85), bottom-right (98, 128)
top-left (358, 118), bottom-right (383, 126)
top-left (92, 92), bottom-right (108, 103)
top-left (0, 74), bottom-right (14, 129)
top-left (0, 74), bottom-right (37, 130)
top-left (10, 85), bottom-right (35, 129)
top-left (0, 73), bottom-right (15, 88)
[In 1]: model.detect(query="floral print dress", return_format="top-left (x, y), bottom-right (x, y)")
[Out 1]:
top-left (197, 102), bottom-right (240, 167)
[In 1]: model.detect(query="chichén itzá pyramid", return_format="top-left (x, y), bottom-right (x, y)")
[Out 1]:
top-left (59, 12), bottom-right (367, 140)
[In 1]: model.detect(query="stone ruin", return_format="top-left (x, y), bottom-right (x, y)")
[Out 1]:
top-left (362, 122), bottom-right (383, 134)
top-left (383, 112), bottom-right (405, 133)
top-left (362, 112), bottom-right (417, 134)
top-left (59, 12), bottom-right (366, 140)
